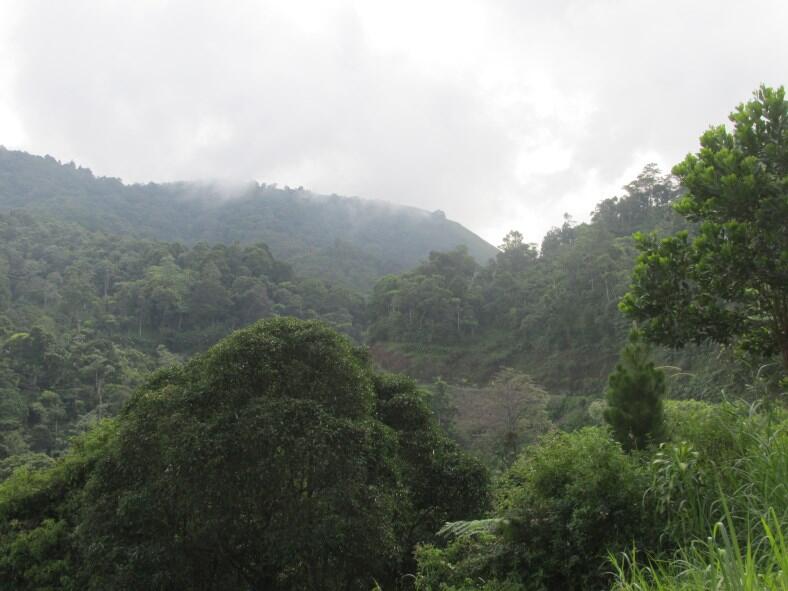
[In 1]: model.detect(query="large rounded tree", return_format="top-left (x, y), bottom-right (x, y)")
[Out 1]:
top-left (74, 318), bottom-right (487, 590)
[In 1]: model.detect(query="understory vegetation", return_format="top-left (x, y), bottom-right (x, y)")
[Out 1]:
top-left (415, 400), bottom-right (787, 591)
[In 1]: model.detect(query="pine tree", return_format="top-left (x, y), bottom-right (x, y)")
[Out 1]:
top-left (604, 338), bottom-right (666, 451)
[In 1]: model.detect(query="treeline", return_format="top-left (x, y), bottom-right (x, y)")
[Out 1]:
top-left (0, 147), bottom-right (498, 290)
top-left (368, 165), bottom-right (740, 394)
top-left (0, 167), bottom-right (750, 467)
top-left (370, 165), bottom-right (684, 346)
top-left (0, 211), bottom-right (364, 461)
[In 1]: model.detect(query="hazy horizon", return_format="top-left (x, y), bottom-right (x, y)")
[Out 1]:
top-left (1, 0), bottom-right (786, 244)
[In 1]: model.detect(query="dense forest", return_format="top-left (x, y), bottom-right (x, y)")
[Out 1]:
top-left (0, 86), bottom-right (785, 590)
top-left (367, 163), bottom-right (688, 389)
top-left (0, 148), bottom-right (498, 291)
top-left (365, 165), bottom-right (754, 409)
top-left (0, 211), bottom-right (369, 463)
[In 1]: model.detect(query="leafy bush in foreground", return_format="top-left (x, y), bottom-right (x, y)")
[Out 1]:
top-left (0, 318), bottom-right (489, 590)
top-left (415, 427), bottom-right (653, 591)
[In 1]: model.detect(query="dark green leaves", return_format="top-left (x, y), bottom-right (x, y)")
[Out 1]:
top-left (622, 85), bottom-right (788, 367)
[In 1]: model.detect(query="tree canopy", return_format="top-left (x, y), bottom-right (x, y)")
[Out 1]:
top-left (0, 318), bottom-right (488, 590)
top-left (367, 165), bottom-right (736, 396)
top-left (0, 147), bottom-right (497, 291)
top-left (621, 85), bottom-right (787, 368)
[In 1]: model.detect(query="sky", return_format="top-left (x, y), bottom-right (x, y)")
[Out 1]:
top-left (0, 0), bottom-right (786, 245)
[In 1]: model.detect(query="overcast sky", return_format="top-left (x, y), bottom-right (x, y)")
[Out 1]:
top-left (1, 1), bottom-right (786, 244)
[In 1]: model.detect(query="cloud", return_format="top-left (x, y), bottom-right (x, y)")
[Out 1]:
top-left (1, 0), bottom-right (786, 244)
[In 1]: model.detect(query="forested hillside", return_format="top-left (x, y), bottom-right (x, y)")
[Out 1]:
top-left (0, 148), bottom-right (498, 290)
top-left (0, 162), bottom-right (758, 471)
top-left (367, 164), bottom-right (745, 398)
top-left (0, 86), bottom-right (785, 591)
top-left (0, 211), bottom-right (364, 463)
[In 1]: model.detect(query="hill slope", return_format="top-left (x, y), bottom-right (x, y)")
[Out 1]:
top-left (366, 165), bottom-right (756, 402)
top-left (0, 209), bottom-right (369, 459)
top-left (0, 148), bottom-right (498, 289)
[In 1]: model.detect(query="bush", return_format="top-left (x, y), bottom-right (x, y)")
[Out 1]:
top-left (414, 532), bottom-right (521, 591)
top-left (663, 399), bottom-right (739, 461)
top-left (613, 399), bottom-right (788, 590)
top-left (497, 427), bottom-right (654, 591)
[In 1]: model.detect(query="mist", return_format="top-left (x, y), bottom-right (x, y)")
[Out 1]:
top-left (1, 0), bottom-right (786, 243)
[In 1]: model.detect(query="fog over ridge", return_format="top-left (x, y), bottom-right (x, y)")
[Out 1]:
top-left (0, 0), bottom-right (785, 243)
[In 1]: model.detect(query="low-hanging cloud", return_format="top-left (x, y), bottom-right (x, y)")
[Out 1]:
top-left (1, 0), bottom-right (786, 244)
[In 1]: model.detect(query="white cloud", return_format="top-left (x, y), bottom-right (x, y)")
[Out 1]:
top-left (1, 0), bottom-right (786, 244)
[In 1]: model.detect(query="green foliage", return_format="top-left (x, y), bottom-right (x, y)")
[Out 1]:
top-left (79, 319), bottom-right (394, 589)
top-left (369, 165), bottom-right (742, 397)
top-left (414, 532), bottom-right (521, 591)
top-left (414, 399), bottom-right (787, 591)
top-left (0, 147), bottom-right (498, 290)
top-left (655, 400), bottom-right (788, 548)
top-left (417, 428), bottom-right (649, 588)
top-left (621, 85), bottom-right (788, 368)
top-left (612, 511), bottom-right (788, 591)
top-left (368, 247), bottom-right (482, 344)
top-left (663, 399), bottom-right (743, 464)
top-left (497, 427), bottom-right (653, 591)
top-left (0, 88), bottom-right (784, 591)
top-left (604, 339), bottom-right (667, 451)
top-left (0, 211), bottom-right (365, 462)
top-left (0, 318), bottom-right (488, 590)
top-left (372, 372), bottom-right (491, 581)
top-left (649, 440), bottom-right (709, 543)
top-left (0, 421), bottom-right (117, 591)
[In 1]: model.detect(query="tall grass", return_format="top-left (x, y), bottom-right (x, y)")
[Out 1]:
top-left (611, 510), bottom-right (787, 591)
top-left (613, 401), bottom-right (788, 591)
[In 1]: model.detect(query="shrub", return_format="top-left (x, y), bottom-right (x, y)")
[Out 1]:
top-left (414, 532), bottom-right (521, 591)
top-left (497, 427), bottom-right (654, 590)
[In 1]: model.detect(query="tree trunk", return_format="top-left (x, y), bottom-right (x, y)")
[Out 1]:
top-left (96, 370), bottom-right (103, 421)
top-left (103, 269), bottom-right (110, 311)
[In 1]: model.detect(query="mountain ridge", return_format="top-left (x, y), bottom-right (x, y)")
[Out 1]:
top-left (0, 147), bottom-right (499, 289)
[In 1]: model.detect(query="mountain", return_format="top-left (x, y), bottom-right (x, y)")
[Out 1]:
top-left (0, 148), bottom-right (499, 289)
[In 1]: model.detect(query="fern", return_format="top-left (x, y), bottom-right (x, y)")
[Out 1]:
top-left (437, 518), bottom-right (508, 539)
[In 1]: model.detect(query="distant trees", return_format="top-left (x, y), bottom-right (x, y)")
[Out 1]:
top-left (428, 377), bottom-right (457, 433)
top-left (487, 369), bottom-right (550, 463)
top-left (368, 164), bottom-right (690, 393)
top-left (368, 246), bottom-right (482, 343)
top-left (0, 211), bottom-right (367, 460)
top-left (622, 85), bottom-right (788, 368)
top-left (0, 146), bottom-right (498, 291)
top-left (445, 369), bottom-right (551, 466)
top-left (497, 230), bottom-right (538, 274)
